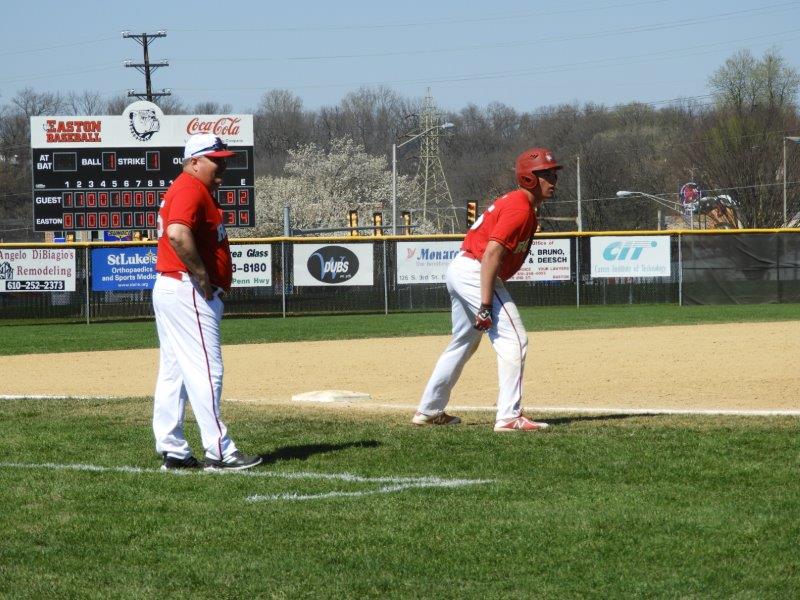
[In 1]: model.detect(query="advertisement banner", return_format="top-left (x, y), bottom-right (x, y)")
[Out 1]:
top-left (231, 244), bottom-right (272, 288)
top-left (509, 238), bottom-right (571, 282)
top-left (0, 248), bottom-right (76, 292)
top-left (293, 243), bottom-right (374, 286)
top-left (590, 236), bottom-right (671, 278)
top-left (396, 241), bottom-right (461, 284)
top-left (91, 247), bottom-right (157, 290)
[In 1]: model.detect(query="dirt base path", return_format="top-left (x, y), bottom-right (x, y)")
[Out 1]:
top-left (1, 321), bottom-right (798, 413)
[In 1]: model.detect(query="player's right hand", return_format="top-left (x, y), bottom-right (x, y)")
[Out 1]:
top-left (194, 273), bottom-right (214, 300)
top-left (474, 304), bottom-right (493, 331)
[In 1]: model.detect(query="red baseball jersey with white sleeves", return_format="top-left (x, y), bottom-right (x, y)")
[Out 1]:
top-left (155, 172), bottom-right (233, 290)
top-left (461, 189), bottom-right (538, 281)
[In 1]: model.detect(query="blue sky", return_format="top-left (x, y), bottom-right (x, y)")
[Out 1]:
top-left (2, 0), bottom-right (798, 113)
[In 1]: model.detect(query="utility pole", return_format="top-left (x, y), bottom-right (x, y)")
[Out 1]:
top-left (122, 30), bottom-right (170, 102)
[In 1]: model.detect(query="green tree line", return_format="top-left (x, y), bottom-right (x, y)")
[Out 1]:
top-left (1, 49), bottom-right (798, 240)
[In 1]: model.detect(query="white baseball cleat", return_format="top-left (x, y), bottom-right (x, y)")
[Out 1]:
top-left (204, 451), bottom-right (263, 471)
top-left (493, 416), bottom-right (549, 432)
top-left (412, 411), bottom-right (462, 426)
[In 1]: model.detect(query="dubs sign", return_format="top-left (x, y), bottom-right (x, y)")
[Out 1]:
top-left (91, 247), bottom-right (157, 290)
top-left (293, 244), bottom-right (373, 286)
top-left (590, 236), bottom-right (671, 278)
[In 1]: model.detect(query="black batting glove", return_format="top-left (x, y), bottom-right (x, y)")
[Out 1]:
top-left (474, 303), bottom-right (493, 331)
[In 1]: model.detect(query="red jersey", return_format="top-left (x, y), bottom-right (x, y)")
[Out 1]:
top-left (155, 172), bottom-right (233, 290)
top-left (461, 189), bottom-right (537, 281)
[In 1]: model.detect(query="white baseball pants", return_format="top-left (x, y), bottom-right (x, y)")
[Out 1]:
top-left (152, 273), bottom-right (237, 461)
top-left (418, 253), bottom-right (528, 421)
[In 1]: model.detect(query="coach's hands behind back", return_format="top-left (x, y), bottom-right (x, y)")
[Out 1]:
top-left (474, 304), bottom-right (493, 331)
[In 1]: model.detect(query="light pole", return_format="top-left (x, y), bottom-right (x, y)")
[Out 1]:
top-left (392, 122), bottom-right (454, 234)
top-left (616, 190), bottom-right (683, 230)
top-left (782, 136), bottom-right (800, 225)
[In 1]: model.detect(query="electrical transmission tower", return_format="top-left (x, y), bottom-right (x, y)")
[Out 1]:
top-left (413, 89), bottom-right (456, 232)
top-left (122, 30), bottom-right (170, 102)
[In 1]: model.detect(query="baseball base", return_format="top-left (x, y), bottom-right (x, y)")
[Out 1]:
top-left (291, 390), bottom-right (372, 403)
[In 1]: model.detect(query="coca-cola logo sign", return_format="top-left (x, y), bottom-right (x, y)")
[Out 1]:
top-left (306, 246), bottom-right (360, 283)
top-left (186, 117), bottom-right (241, 136)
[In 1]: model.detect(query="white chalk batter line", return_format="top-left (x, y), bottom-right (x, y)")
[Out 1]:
top-left (247, 480), bottom-right (486, 503)
top-left (0, 462), bottom-right (493, 502)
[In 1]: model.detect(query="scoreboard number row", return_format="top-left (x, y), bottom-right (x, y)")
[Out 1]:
top-left (62, 179), bottom-right (172, 188)
top-left (52, 188), bottom-right (249, 208)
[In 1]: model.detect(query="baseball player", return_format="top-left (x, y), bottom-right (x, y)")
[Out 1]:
top-left (152, 132), bottom-right (262, 471)
top-left (413, 147), bottom-right (562, 432)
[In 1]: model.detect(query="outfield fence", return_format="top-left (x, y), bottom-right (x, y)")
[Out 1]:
top-left (1, 229), bottom-right (800, 322)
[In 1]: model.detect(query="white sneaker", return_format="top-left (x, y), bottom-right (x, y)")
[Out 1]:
top-left (494, 416), bottom-right (549, 432)
top-left (411, 411), bottom-right (462, 426)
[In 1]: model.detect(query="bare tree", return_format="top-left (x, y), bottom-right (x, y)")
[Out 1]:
top-left (64, 90), bottom-right (106, 115)
top-left (193, 101), bottom-right (233, 114)
top-left (253, 89), bottom-right (311, 174)
top-left (315, 86), bottom-right (420, 159)
top-left (105, 94), bottom-right (132, 115)
top-left (689, 49), bottom-right (800, 227)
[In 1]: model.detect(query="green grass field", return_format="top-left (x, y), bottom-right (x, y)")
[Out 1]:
top-left (1, 303), bottom-right (798, 355)
top-left (1, 305), bottom-right (799, 597)
top-left (0, 400), bottom-right (798, 598)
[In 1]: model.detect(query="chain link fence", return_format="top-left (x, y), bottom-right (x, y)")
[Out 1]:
top-left (1, 230), bottom-right (799, 322)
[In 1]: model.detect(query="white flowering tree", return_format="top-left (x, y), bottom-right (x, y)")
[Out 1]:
top-left (238, 137), bottom-right (435, 237)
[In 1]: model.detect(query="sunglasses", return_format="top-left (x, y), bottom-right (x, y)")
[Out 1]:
top-left (191, 137), bottom-right (229, 157)
top-left (535, 169), bottom-right (558, 181)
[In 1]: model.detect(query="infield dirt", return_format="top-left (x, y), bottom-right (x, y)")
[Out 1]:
top-left (2, 321), bottom-right (797, 413)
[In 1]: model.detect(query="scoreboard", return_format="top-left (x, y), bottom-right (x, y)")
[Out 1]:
top-left (31, 101), bottom-right (255, 233)
top-left (31, 146), bottom-right (254, 232)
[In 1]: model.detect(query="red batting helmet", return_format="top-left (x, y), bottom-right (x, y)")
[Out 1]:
top-left (515, 147), bottom-right (562, 189)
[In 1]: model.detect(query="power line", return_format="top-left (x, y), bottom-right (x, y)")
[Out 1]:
top-left (173, 27), bottom-right (800, 96)
top-left (2, 22), bottom-right (795, 98)
top-left (0, 65), bottom-right (119, 85)
top-left (548, 179), bottom-right (800, 205)
top-left (0, 36), bottom-right (118, 58)
top-left (0, 1), bottom-right (668, 60)
top-left (167, 0), bottom-right (673, 34)
top-left (0, 9), bottom-right (777, 85)
top-left (174, 3), bottom-right (800, 63)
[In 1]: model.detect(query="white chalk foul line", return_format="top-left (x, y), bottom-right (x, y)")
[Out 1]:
top-left (3, 396), bottom-right (799, 417)
top-left (0, 462), bottom-right (493, 502)
top-left (0, 394), bottom-right (800, 418)
top-left (374, 403), bottom-right (800, 417)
